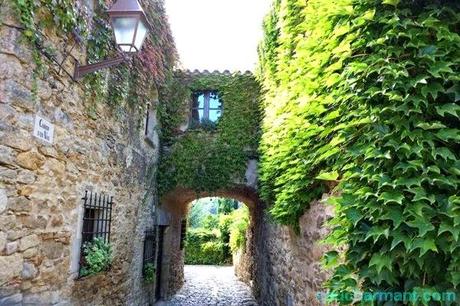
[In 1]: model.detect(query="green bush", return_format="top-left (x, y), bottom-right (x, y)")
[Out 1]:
top-left (185, 228), bottom-right (228, 265)
top-left (143, 263), bottom-right (156, 284)
top-left (229, 207), bottom-right (249, 252)
top-left (259, 0), bottom-right (460, 302)
top-left (184, 206), bottom-right (249, 264)
top-left (80, 237), bottom-right (112, 277)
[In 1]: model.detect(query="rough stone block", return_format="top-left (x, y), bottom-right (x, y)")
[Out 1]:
top-left (0, 80), bottom-right (34, 111)
top-left (0, 215), bottom-right (16, 230)
top-left (0, 145), bottom-right (16, 168)
top-left (16, 151), bottom-right (45, 171)
top-left (41, 241), bottom-right (64, 260)
top-left (0, 293), bottom-right (22, 306)
top-left (21, 262), bottom-right (37, 280)
top-left (0, 188), bottom-right (7, 213)
top-left (19, 234), bottom-right (39, 251)
top-left (8, 196), bottom-right (31, 213)
top-left (17, 170), bottom-right (37, 184)
top-left (23, 247), bottom-right (38, 259)
top-left (5, 241), bottom-right (18, 255)
top-left (0, 26), bottom-right (33, 63)
top-left (0, 253), bottom-right (22, 283)
top-left (0, 231), bottom-right (6, 252)
top-left (38, 146), bottom-right (58, 159)
top-left (0, 54), bottom-right (24, 80)
top-left (2, 133), bottom-right (33, 152)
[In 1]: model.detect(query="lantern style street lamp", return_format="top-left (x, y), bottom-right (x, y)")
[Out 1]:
top-left (74, 0), bottom-right (150, 79)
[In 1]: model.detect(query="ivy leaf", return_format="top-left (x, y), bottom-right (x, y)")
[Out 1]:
top-left (316, 171), bottom-right (339, 181)
top-left (382, 206), bottom-right (404, 228)
top-left (438, 222), bottom-right (460, 242)
top-left (410, 237), bottom-right (438, 256)
top-left (380, 191), bottom-right (404, 205)
top-left (369, 253), bottom-right (392, 273)
top-left (416, 122), bottom-right (446, 130)
top-left (446, 84), bottom-right (460, 102)
top-left (436, 129), bottom-right (460, 141)
top-left (406, 216), bottom-right (435, 236)
top-left (407, 187), bottom-right (435, 204)
top-left (435, 103), bottom-right (460, 118)
top-left (390, 230), bottom-right (412, 250)
top-left (365, 226), bottom-right (390, 243)
top-left (434, 147), bottom-right (457, 161)
top-left (449, 272), bottom-right (460, 288)
top-left (382, 0), bottom-right (400, 6)
top-left (428, 62), bottom-right (454, 78)
top-left (421, 82), bottom-right (444, 100)
top-left (345, 208), bottom-right (364, 226)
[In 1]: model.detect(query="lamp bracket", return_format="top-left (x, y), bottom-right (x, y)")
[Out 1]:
top-left (74, 54), bottom-right (129, 80)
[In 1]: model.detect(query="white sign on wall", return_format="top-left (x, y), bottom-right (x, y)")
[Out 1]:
top-left (33, 115), bottom-right (54, 144)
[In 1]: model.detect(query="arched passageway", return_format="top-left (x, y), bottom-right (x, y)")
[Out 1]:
top-left (156, 185), bottom-right (263, 300)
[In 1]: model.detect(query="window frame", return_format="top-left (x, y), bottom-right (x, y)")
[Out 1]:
top-left (190, 90), bottom-right (223, 125)
top-left (143, 229), bottom-right (157, 276)
top-left (79, 191), bottom-right (113, 275)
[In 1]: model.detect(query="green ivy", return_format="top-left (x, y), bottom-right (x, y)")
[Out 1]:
top-left (80, 237), bottom-right (113, 277)
top-left (259, 0), bottom-right (460, 302)
top-left (143, 262), bottom-right (156, 284)
top-left (158, 72), bottom-right (261, 195)
top-left (12, 0), bottom-right (176, 118)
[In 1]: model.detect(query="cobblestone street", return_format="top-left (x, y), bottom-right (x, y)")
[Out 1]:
top-left (157, 265), bottom-right (258, 306)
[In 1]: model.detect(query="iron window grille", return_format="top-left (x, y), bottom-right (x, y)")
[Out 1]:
top-left (80, 191), bottom-right (113, 271)
top-left (180, 219), bottom-right (187, 250)
top-left (191, 91), bottom-right (222, 125)
top-left (143, 229), bottom-right (157, 274)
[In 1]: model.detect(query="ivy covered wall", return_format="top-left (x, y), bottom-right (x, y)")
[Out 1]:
top-left (158, 70), bottom-right (261, 196)
top-left (258, 0), bottom-right (460, 302)
top-left (12, 0), bottom-right (176, 113)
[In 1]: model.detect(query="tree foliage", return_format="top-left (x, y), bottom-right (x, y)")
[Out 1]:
top-left (259, 0), bottom-right (460, 302)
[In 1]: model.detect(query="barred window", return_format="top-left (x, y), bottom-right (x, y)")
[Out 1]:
top-left (80, 191), bottom-right (113, 269)
top-left (143, 229), bottom-right (157, 272)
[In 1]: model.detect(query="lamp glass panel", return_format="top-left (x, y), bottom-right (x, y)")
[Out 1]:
top-left (134, 20), bottom-right (148, 50)
top-left (119, 45), bottom-right (133, 52)
top-left (112, 17), bottom-right (137, 46)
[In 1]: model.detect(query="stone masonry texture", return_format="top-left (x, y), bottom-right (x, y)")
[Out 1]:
top-left (0, 0), bottom-right (160, 305)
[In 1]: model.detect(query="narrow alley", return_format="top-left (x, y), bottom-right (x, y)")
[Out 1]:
top-left (157, 266), bottom-right (258, 306)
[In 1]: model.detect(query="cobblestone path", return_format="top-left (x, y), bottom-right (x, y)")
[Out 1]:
top-left (157, 265), bottom-right (258, 306)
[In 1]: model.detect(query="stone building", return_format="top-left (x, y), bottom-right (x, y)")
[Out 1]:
top-left (0, 0), bottom-right (335, 305)
top-left (0, 0), bottom-right (174, 304)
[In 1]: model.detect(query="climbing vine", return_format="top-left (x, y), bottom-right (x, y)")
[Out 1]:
top-left (12, 0), bottom-right (177, 115)
top-left (158, 71), bottom-right (261, 195)
top-left (259, 0), bottom-right (460, 303)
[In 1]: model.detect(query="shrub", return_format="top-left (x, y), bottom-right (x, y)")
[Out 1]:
top-left (80, 237), bottom-right (112, 277)
top-left (184, 228), bottom-right (227, 265)
top-left (144, 263), bottom-right (156, 284)
top-left (229, 207), bottom-right (249, 252)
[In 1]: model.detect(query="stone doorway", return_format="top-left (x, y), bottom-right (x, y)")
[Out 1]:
top-left (156, 186), bottom-right (262, 301)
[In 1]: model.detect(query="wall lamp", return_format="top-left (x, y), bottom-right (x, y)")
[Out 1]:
top-left (74, 0), bottom-right (150, 79)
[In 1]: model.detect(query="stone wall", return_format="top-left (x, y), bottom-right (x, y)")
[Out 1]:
top-left (0, 1), bottom-right (162, 305)
top-left (254, 195), bottom-right (334, 306)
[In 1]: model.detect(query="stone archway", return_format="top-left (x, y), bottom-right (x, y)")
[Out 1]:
top-left (157, 185), bottom-right (262, 299)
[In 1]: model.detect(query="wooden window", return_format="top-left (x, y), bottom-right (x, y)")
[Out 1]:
top-left (191, 91), bottom-right (222, 124)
